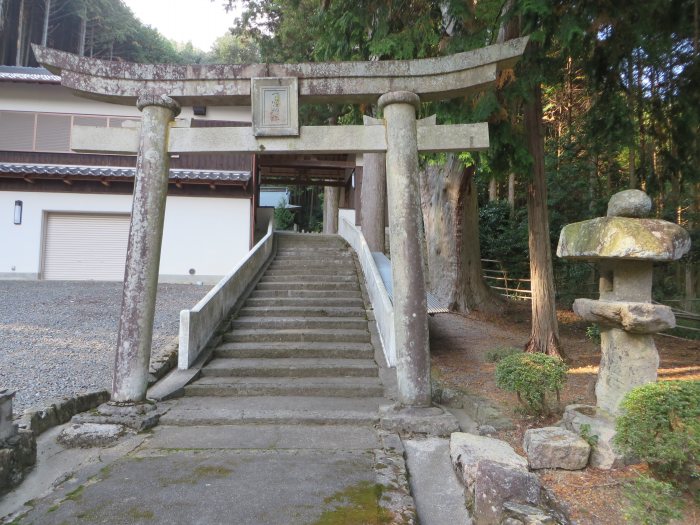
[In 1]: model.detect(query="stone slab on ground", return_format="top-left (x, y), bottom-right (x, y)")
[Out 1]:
top-left (443, 407), bottom-right (479, 434)
top-left (562, 404), bottom-right (629, 469)
top-left (432, 385), bottom-right (514, 430)
top-left (523, 427), bottom-right (590, 470)
top-left (71, 401), bottom-right (165, 431)
top-left (473, 460), bottom-right (541, 525)
top-left (450, 432), bottom-right (528, 492)
top-left (56, 423), bottom-right (128, 448)
top-left (502, 502), bottom-right (558, 525)
top-left (404, 437), bottom-right (471, 525)
top-left (13, 448), bottom-right (386, 525)
top-left (379, 405), bottom-right (460, 436)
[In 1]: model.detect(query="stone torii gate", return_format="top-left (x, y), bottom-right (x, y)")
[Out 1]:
top-left (33, 38), bottom-right (527, 410)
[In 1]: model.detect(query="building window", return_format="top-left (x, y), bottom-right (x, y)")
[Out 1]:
top-left (0, 111), bottom-right (139, 153)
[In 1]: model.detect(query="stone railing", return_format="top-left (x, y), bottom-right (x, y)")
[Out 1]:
top-left (178, 217), bottom-right (275, 369)
top-left (338, 212), bottom-right (396, 366)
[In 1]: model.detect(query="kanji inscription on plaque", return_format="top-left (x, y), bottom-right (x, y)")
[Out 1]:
top-left (252, 77), bottom-right (299, 137)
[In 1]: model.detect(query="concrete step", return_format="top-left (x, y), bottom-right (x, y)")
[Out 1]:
top-left (273, 258), bottom-right (353, 265)
top-left (268, 259), bottom-right (357, 273)
top-left (244, 297), bottom-right (365, 308)
top-left (260, 274), bottom-right (358, 283)
top-left (184, 376), bottom-right (384, 397)
top-left (256, 282), bottom-right (359, 291)
top-left (238, 306), bottom-right (366, 318)
top-left (264, 268), bottom-right (358, 276)
top-left (273, 252), bottom-right (350, 256)
top-left (231, 317), bottom-right (368, 331)
top-left (146, 424), bottom-right (382, 449)
top-left (249, 289), bottom-right (362, 299)
top-left (159, 397), bottom-right (386, 426)
top-left (201, 358), bottom-right (378, 378)
top-left (223, 329), bottom-right (371, 344)
top-left (276, 249), bottom-right (351, 255)
top-left (215, 341), bottom-right (374, 359)
top-left (277, 235), bottom-right (346, 245)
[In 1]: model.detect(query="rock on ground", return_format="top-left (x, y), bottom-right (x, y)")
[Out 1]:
top-left (502, 502), bottom-right (558, 525)
top-left (57, 423), bottom-right (128, 448)
top-left (450, 432), bottom-right (528, 492)
top-left (523, 427), bottom-right (590, 470)
top-left (473, 459), bottom-right (541, 525)
top-left (562, 404), bottom-right (629, 469)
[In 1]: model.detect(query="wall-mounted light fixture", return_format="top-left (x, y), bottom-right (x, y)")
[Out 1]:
top-left (13, 200), bottom-right (22, 225)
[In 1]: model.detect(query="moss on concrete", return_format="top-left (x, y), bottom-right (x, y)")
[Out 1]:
top-left (159, 464), bottom-right (233, 487)
top-left (313, 481), bottom-right (392, 525)
top-left (126, 507), bottom-right (155, 520)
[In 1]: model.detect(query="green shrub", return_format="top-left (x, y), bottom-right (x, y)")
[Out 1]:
top-left (273, 197), bottom-right (295, 230)
top-left (623, 475), bottom-right (683, 525)
top-left (485, 346), bottom-right (520, 363)
top-left (579, 423), bottom-right (599, 447)
top-left (614, 381), bottom-right (700, 478)
top-left (494, 352), bottom-right (568, 415)
top-left (585, 323), bottom-right (601, 344)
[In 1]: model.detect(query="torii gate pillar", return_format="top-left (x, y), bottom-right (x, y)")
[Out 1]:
top-left (360, 116), bottom-right (387, 252)
top-left (323, 186), bottom-right (340, 234)
top-left (112, 94), bottom-right (180, 403)
top-left (380, 91), bottom-right (431, 407)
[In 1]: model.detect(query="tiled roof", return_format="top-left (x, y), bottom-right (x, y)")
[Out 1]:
top-left (0, 162), bottom-right (251, 183)
top-left (0, 66), bottom-right (61, 84)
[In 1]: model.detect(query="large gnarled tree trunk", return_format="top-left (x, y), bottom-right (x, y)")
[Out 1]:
top-left (420, 154), bottom-right (503, 314)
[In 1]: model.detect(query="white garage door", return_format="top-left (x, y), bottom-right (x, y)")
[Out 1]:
top-left (43, 213), bottom-right (130, 281)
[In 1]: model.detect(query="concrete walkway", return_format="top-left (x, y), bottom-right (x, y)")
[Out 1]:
top-left (6, 424), bottom-right (412, 525)
top-left (1, 234), bottom-right (471, 524)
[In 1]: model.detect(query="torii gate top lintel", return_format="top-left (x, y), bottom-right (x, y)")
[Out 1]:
top-left (32, 37), bottom-right (528, 106)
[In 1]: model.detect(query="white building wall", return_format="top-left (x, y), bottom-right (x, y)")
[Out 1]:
top-left (0, 83), bottom-right (252, 122)
top-left (0, 191), bottom-right (251, 283)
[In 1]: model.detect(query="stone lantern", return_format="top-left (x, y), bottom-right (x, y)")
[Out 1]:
top-left (557, 189), bottom-right (691, 415)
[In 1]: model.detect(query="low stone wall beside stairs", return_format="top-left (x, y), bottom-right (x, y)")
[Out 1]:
top-left (178, 218), bottom-right (275, 369)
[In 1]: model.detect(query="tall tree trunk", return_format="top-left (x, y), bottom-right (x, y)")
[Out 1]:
top-left (361, 153), bottom-right (387, 252)
top-left (42, 0), bottom-right (51, 46)
top-left (588, 156), bottom-right (597, 215)
top-left (0, 0), bottom-right (6, 33)
top-left (627, 59), bottom-right (637, 189)
top-left (497, 0), bottom-right (562, 356)
top-left (523, 80), bottom-right (563, 358)
top-left (16, 0), bottom-right (26, 65)
top-left (78, 10), bottom-right (87, 56)
top-left (488, 177), bottom-right (498, 201)
top-left (420, 155), bottom-right (503, 314)
top-left (508, 173), bottom-right (515, 217)
top-left (323, 186), bottom-right (339, 234)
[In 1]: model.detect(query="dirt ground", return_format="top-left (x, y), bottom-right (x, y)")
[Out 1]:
top-left (429, 303), bottom-right (700, 525)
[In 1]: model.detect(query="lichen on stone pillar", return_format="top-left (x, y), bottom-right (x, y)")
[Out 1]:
top-left (112, 93), bottom-right (180, 405)
top-left (378, 90), bottom-right (431, 407)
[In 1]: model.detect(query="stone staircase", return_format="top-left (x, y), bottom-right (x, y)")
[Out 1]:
top-left (160, 233), bottom-right (389, 427)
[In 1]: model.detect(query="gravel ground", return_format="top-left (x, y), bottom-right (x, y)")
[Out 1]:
top-left (0, 281), bottom-right (211, 416)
